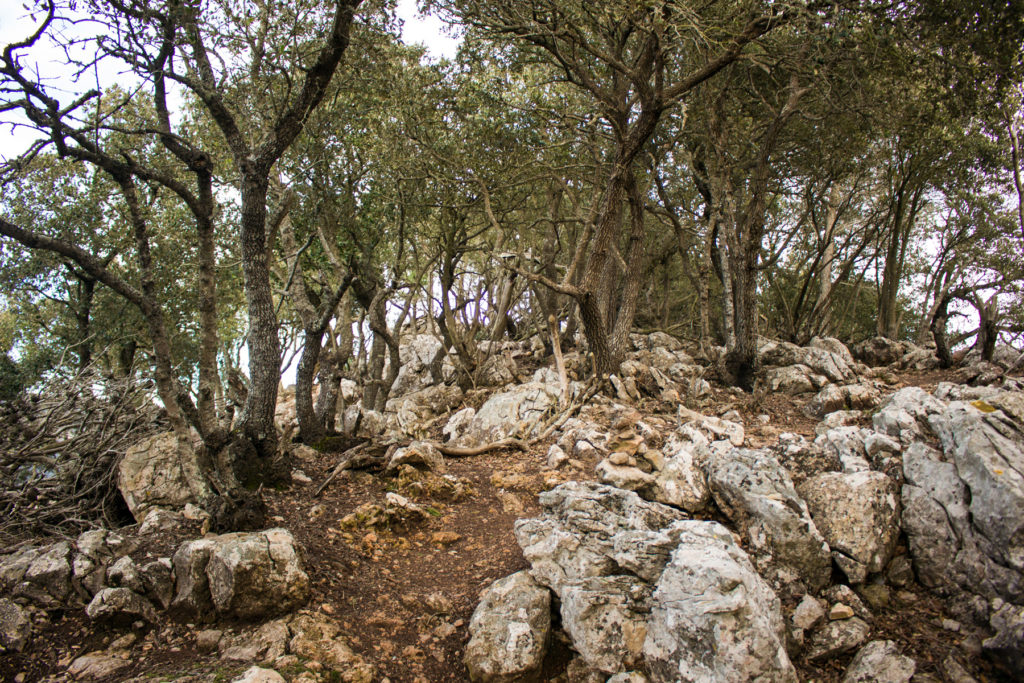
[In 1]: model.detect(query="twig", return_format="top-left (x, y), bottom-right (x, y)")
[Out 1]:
top-left (314, 441), bottom-right (370, 497)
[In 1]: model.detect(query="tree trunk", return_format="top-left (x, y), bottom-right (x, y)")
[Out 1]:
top-left (233, 172), bottom-right (283, 481)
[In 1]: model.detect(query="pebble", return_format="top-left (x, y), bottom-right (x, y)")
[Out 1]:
top-left (829, 603), bottom-right (855, 620)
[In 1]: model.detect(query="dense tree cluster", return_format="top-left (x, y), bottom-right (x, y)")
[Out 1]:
top-left (2, 0), bottom-right (1023, 525)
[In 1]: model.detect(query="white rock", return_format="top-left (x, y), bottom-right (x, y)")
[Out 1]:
top-left (464, 571), bottom-right (551, 682)
top-left (708, 448), bottom-right (831, 593)
top-left (799, 471), bottom-right (900, 583)
top-left (841, 640), bottom-right (915, 683)
top-left (643, 521), bottom-right (797, 683)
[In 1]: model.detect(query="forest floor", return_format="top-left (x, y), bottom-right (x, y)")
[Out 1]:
top-left (1, 367), bottom-right (1015, 683)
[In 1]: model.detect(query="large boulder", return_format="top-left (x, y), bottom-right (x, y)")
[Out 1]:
top-left (759, 340), bottom-right (857, 384)
top-left (207, 528), bottom-right (309, 619)
top-left (464, 571), bottom-right (551, 682)
top-left (808, 383), bottom-right (880, 417)
top-left (708, 448), bottom-right (832, 593)
top-left (514, 482), bottom-right (687, 673)
top-left (386, 384), bottom-right (463, 437)
top-left (642, 521), bottom-right (797, 683)
top-left (872, 387), bottom-right (946, 445)
top-left (901, 394), bottom-right (1024, 668)
top-left (118, 432), bottom-right (197, 522)
top-left (170, 529), bottom-right (309, 620)
top-left (798, 471), bottom-right (900, 583)
top-left (459, 381), bottom-right (564, 446)
top-left (853, 337), bottom-right (905, 367)
top-left (514, 482), bottom-right (687, 595)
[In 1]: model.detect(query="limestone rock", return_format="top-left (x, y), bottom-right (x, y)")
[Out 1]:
top-left (443, 407), bottom-right (476, 443)
top-left (644, 427), bottom-right (710, 512)
top-left (815, 427), bottom-right (871, 473)
top-left (809, 383), bottom-right (880, 417)
top-left (643, 521), bottom-right (797, 683)
top-left (20, 541), bottom-right (72, 607)
top-left (806, 617), bottom-right (871, 662)
top-left (460, 381), bottom-right (564, 446)
top-left (872, 387), bottom-right (946, 444)
top-left (760, 340), bottom-right (856, 383)
top-left (678, 407), bottom-right (744, 446)
top-left (514, 482), bottom-right (687, 594)
top-left (118, 432), bottom-right (197, 522)
top-left (853, 337), bottom-right (905, 367)
top-left (85, 587), bottom-right (158, 624)
top-left (841, 640), bottom-right (915, 683)
top-left (386, 440), bottom-right (446, 474)
top-left (560, 575), bottom-right (651, 674)
top-left (0, 598), bottom-right (31, 652)
top-left (792, 594), bottom-right (825, 630)
top-left (760, 365), bottom-right (826, 395)
top-left (707, 447), bottom-right (831, 593)
top-left (464, 571), bottom-right (551, 682)
top-left (169, 538), bottom-right (218, 619)
top-left (232, 666), bottom-right (287, 683)
top-left (207, 528), bottom-right (309, 619)
top-left (799, 471), bottom-right (900, 583)
top-left (596, 459), bottom-right (655, 491)
top-left (67, 652), bottom-right (132, 679)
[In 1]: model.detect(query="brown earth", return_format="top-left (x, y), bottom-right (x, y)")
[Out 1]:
top-left (0, 369), bottom-right (1016, 682)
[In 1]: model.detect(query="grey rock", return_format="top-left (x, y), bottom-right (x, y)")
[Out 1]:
top-left (815, 427), bottom-right (871, 473)
top-left (792, 594), bottom-right (826, 630)
top-left (853, 337), bottom-right (905, 367)
top-left (806, 617), bottom-right (871, 662)
top-left (560, 575), bottom-right (651, 674)
top-left (118, 431), bottom-right (197, 522)
top-left (386, 440), bottom-right (446, 474)
top-left (443, 407), bottom-right (476, 443)
top-left (514, 482), bottom-right (686, 594)
top-left (464, 571), bottom-right (551, 682)
top-left (841, 640), bottom-right (915, 683)
top-left (206, 528), bottom-right (309, 619)
top-left (106, 556), bottom-right (143, 593)
top-left (596, 460), bottom-right (655, 491)
top-left (21, 541), bottom-right (72, 606)
top-left (761, 365), bottom-right (826, 395)
top-left (85, 587), bottom-right (158, 624)
top-left (708, 447), bottom-right (831, 593)
top-left (0, 598), bottom-right (31, 652)
top-left (984, 600), bottom-right (1024, 673)
top-left (231, 667), bottom-right (286, 683)
top-left (138, 559), bottom-right (174, 610)
top-left (67, 652), bottom-right (132, 679)
top-left (461, 381), bottom-right (565, 445)
top-left (643, 521), bottom-right (797, 683)
top-left (872, 387), bottom-right (946, 444)
top-left (545, 444), bottom-right (569, 469)
top-left (809, 383), bottom-right (880, 418)
top-left (799, 471), bottom-right (900, 583)
top-left (169, 537), bottom-right (218, 619)
top-left (678, 407), bottom-right (744, 446)
top-left (644, 427), bottom-right (710, 512)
